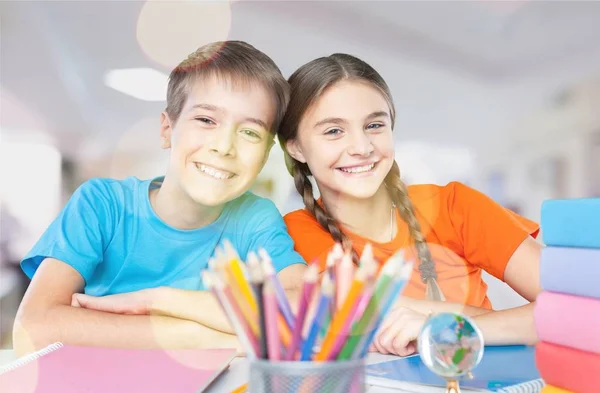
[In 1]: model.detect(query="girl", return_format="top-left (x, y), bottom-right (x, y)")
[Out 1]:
top-left (280, 53), bottom-right (542, 356)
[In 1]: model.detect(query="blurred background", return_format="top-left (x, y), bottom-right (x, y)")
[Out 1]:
top-left (2, 0), bottom-right (600, 348)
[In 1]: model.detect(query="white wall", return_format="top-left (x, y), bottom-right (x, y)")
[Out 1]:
top-left (473, 75), bottom-right (600, 309)
top-left (474, 75), bottom-right (600, 222)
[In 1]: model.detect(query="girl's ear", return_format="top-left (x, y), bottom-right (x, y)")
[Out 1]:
top-left (159, 112), bottom-right (173, 149)
top-left (285, 139), bottom-right (307, 163)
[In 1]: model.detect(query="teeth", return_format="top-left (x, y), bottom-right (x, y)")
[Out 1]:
top-left (339, 163), bottom-right (375, 173)
top-left (196, 164), bottom-right (234, 180)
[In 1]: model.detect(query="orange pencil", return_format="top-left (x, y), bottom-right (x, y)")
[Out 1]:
top-left (229, 383), bottom-right (247, 393)
top-left (315, 265), bottom-right (368, 361)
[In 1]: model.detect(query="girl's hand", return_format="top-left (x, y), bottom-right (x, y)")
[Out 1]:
top-left (71, 288), bottom-right (157, 315)
top-left (369, 306), bottom-right (428, 357)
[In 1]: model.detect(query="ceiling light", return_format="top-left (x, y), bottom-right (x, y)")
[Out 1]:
top-left (103, 68), bottom-right (168, 102)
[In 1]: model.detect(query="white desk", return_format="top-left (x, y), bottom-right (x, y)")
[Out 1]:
top-left (0, 350), bottom-right (410, 392)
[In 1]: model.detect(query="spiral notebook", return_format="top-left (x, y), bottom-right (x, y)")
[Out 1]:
top-left (0, 343), bottom-right (236, 393)
top-left (366, 346), bottom-right (544, 393)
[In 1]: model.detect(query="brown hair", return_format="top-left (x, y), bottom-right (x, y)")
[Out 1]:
top-left (166, 41), bottom-right (289, 133)
top-left (278, 54), bottom-right (444, 301)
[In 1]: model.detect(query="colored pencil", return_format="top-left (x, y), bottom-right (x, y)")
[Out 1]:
top-left (258, 248), bottom-right (295, 331)
top-left (359, 243), bottom-right (374, 267)
top-left (336, 251), bottom-right (355, 311)
top-left (223, 240), bottom-right (256, 309)
top-left (214, 252), bottom-right (260, 336)
top-left (263, 280), bottom-right (281, 361)
top-left (337, 250), bottom-right (405, 360)
top-left (315, 265), bottom-right (368, 361)
top-left (327, 243), bottom-right (343, 311)
top-left (203, 271), bottom-right (258, 359)
top-left (356, 261), bottom-right (414, 358)
top-left (286, 264), bottom-right (319, 360)
top-left (300, 272), bottom-right (333, 361)
top-left (248, 254), bottom-right (268, 359)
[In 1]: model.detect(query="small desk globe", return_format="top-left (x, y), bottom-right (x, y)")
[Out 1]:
top-left (417, 312), bottom-right (484, 393)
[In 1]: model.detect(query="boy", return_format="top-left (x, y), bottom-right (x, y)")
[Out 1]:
top-left (13, 41), bottom-right (307, 355)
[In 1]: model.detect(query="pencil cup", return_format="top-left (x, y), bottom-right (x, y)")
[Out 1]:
top-left (248, 359), bottom-right (366, 393)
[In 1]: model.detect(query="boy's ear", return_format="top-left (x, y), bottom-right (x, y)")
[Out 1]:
top-left (285, 139), bottom-right (306, 163)
top-left (159, 112), bottom-right (173, 149)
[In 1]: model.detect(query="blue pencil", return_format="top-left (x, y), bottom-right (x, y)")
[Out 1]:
top-left (300, 273), bottom-right (333, 361)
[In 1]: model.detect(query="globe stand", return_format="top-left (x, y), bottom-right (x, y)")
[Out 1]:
top-left (445, 379), bottom-right (461, 393)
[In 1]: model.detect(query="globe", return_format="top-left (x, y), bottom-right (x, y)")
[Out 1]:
top-left (417, 312), bottom-right (484, 379)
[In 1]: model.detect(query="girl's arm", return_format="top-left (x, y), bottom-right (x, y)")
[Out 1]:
top-left (472, 235), bottom-right (541, 345)
top-left (373, 236), bottom-right (541, 356)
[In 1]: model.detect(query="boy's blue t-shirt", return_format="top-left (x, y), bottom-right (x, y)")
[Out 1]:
top-left (21, 176), bottom-right (306, 296)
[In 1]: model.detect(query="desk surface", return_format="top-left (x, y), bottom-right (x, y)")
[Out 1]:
top-left (0, 349), bottom-right (410, 392)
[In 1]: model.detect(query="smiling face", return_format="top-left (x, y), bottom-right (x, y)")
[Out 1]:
top-left (160, 75), bottom-right (276, 207)
top-left (286, 80), bottom-right (395, 201)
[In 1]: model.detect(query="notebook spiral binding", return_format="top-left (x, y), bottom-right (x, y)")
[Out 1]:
top-left (497, 378), bottom-right (545, 393)
top-left (0, 342), bottom-right (64, 375)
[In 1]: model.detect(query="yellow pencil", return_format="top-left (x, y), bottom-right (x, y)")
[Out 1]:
top-left (222, 241), bottom-right (292, 347)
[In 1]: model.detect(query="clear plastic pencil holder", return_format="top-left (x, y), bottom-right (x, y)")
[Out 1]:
top-left (248, 358), bottom-right (366, 393)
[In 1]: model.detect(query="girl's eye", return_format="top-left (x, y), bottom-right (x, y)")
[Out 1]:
top-left (366, 123), bottom-right (384, 130)
top-left (195, 117), bottom-right (216, 125)
top-left (324, 128), bottom-right (343, 136)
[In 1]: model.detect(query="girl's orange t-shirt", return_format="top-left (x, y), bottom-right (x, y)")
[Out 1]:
top-left (283, 181), bottom-right (539, 310)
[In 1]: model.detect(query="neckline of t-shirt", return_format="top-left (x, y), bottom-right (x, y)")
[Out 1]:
top-left (343, 208), bottom-right (408, 250)
top-left (140, 176), bottom-right (230, 241)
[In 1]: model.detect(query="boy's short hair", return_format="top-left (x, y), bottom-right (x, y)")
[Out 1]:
top-left (166, 41), bottom-right (289, 134)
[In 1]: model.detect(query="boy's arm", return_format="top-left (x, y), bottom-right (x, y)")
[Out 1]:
top-left (13, 258), bottom-right (240, 356)
top-left (74, 263), bottom-right (307, 334)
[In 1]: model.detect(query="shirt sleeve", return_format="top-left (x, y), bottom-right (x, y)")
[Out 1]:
top-left (446, 181), bottom-right (540, 281)
top-left (239, 198), bottom-right (307, 273)
top-left (283, 210), bottom-right (336, 272)
top-left (20, 179), bottom-right (117, 284)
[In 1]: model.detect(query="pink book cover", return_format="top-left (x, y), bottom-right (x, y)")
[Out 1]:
top-left (0, 343), bottom-right (237, 393)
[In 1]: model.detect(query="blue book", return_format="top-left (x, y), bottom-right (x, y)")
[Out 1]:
top-left (541, 198), bottom-right (600, 248)
top-left (366, 346), bottom-right (544, 392)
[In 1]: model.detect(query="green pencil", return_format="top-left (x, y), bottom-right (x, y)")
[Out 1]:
top-left (336, 250), bottom-right (404, 360)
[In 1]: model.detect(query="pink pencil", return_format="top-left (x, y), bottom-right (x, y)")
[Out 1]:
top-left (328, 262), bottom-right (377, 360)
top-left (336, 251), bottom-right (355, 311)
top-left (327, 243), bottom-right (343, 318)
top-left (263, 280), bottom-right (281, 361)
top-left (203, 271), bottom-right (259, 359)
top-left (285, 264), bottom-right (319, 360)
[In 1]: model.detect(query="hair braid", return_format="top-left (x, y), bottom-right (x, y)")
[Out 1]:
top-left (292, 163), bottom-right (359, 263)
top-left (385, 161), bottom-right (445, 301)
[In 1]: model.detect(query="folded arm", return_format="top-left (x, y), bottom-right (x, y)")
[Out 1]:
top-left (73, 263), bottom-right (308, 334)
top-left (13, 258), bottom-right (240, 356)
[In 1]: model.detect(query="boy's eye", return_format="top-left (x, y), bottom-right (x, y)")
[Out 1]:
top-left (240, 129), bottom-right (261, 141)
top-left (195, 117), bottom-right (216, 125)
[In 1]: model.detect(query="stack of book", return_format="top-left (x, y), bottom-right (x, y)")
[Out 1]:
top-left (535, 198), bottom-right (600, 393)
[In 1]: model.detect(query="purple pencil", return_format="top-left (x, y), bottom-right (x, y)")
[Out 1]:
top-left (258, 248), bottom-right (295, 331)
top-left (285, 264), bottom-right (319, 360)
